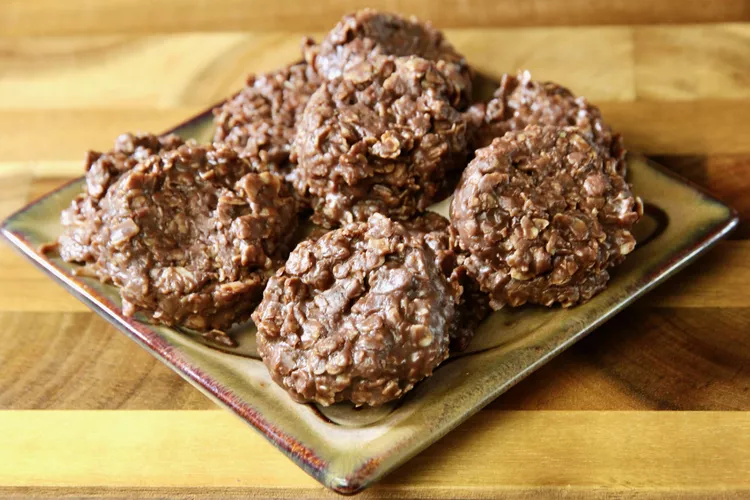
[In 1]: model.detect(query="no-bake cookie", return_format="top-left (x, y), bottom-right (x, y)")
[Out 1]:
top-left (451, 125), bottom-right (642, 309)
top-left (253, 213), bottom-right (455, 406)
top-left (292, 55), bottom-right (469, 227)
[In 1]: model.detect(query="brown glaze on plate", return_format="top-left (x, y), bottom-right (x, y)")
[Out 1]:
top-left (0, 89), bottom-right (738, 494)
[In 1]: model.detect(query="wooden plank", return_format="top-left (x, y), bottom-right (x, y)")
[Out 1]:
top-left (0, 486), bottom-right (741, 500)
top-left (0, 161), bottom-right (80, 178)
top-left (654, 155), bottom-right (750, 238)
top-left (645, 241), bottom-right (750, 307)
top-left (0, 410), bottom-right (748, 498)
top-left (0, 312), bottom-right (214, 410)
top-left (0, 109), bottom-right (203, 162)
top-left (495, 305), bottom-right (750, 411)
top-left (635, 24), bottom-right (750, 100)
top-left (443, 27), bottom-right (635, 101)
top-left (1, 302), bottom-right (749, 411)
top-left (0, 28), bottom-right (636, 110)
top-left (600, 100), bottom-right (750, 155)
top-left (0, 279), bottom-right (88, 312)
top-left (0, 34), bottom-right (300, 110)
top-left (0, 171), bottom-right (31, 220)
top-left (1, 25), bottom-right (747, 109)
top-left (1, 0), bottom-right (748, 35)
top-left (10, 23), bottom-right (750, 110)
top-left (1, 29), bottom-right (750, 158)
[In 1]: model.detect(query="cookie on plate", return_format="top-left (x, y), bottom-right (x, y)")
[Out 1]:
top-left (469, 71), bottom-right (625, 173)
top-left (292, 55), bottom-right (469, 227)
top-left (451, 125), bottom-right (642, 309)
top-left (59, 133), bottom-right (185, 264)
top-left (91, 142), bottom-right (298, 331)
top-left (403, 212), bottom-right (490, 352)
top-left (253, 213), bottom-right (455, 407)
top-left (213, 62), bottom-right (321, 175)
top-left (303, 8), bottom-right (472, 108)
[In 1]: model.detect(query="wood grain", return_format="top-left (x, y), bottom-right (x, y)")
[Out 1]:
top-left (3, 0), bottom-right (749, 35)
top-left (634, 24), bottom-right (750, 100)
top-left (1, 242), bottom-right (749, 411)
top-left (496, 307), bottom-right (750, 411)
top-left (0, 411), bottom-right (749, 498)
top-left (0, 109), bottom-right (203, 162)
top-left (1, 25), bottom-right (749, 110)
top-left (0, 171), bottom-right (31, 220)
top-left (600, 100), bottom-right (750, 155)
top-left (0, 29), bottom-right (632, 109)
top-left (0, 34), bottom-right (290, 110)
top-left (0, 312), bottom-right (214, 410)
top-left (655, 155), bottom-right (750, 238)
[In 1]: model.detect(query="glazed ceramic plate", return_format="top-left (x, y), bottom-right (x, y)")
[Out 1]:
top-left (1, 97), bottom-right (738, 494)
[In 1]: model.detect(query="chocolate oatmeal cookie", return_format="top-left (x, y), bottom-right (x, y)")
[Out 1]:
top-left (252, 213), bottom-right (455, 407)
top-left (451, 125), bottom-right (642, 309)
top-left (59, 133), bottom-right (185, 264)
top-left (90, 142), bottom-right (298, 331)
top-left (403, 212), bottom-right (490, 351)
top-left (303, 9), bottom-right (472, 108)
top-left (291, 55), bottom-right (469, 228)
top-left (470, 71), bottom-right (625, 173)
top-left (213, 63), bottom-right (321, 175)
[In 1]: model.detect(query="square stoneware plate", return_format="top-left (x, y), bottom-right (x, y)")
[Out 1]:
top-left (1, 74), bottom-right (739, 494)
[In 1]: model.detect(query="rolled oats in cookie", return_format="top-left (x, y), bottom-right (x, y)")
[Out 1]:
top-left (451, 125), bottom-right (642, 309)
top-left (90, 142), bottom-right (298, 331)
top-left (59, 133), bottom-right (185, 265)
top-left (402, 212), bottom-right (455, 275)
top-left (252, 213), bottom-right (455, 407)
top-left (471, 71), bottom-right (625, 173)
top-left (303, 8), bottom-right (472, 108)
top-left (291, 55), bottom-right (469, 228)
top-left (403, 212), bottom-right (490, 352)
top-left (213, 63), bottom-right (321, 175)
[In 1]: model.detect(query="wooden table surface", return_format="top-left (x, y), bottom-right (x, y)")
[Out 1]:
top-left (2, 1), bottom-right (750, 498)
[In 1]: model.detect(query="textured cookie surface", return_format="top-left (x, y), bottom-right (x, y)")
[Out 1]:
top-left (451, 125), bottom-right (642, 309)
top-left (253, 213), bottom-right (455, 407)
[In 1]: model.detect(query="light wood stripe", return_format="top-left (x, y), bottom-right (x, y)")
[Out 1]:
top-left (0, 279), bottom-right (90, 313)
top-left (0, 34), bottom-right (286, 110)
top-left (0, 161), bottom-right (82, 178)
top-left (0, 29), bottom-right (631, 110)
top-left (0, 25), bottom-right (747, 109)
top-left (0, 410), bottom-right (748, 498)
top-left (0, 109), bottom-right (204, 162)
top-left (1, 0), bottom-right (748, 36)
top-left (634, 24), bottom-right (750, 100)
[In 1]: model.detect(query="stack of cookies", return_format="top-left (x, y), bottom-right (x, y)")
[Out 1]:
top-left (58, 9), bottom-right (642, 407)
